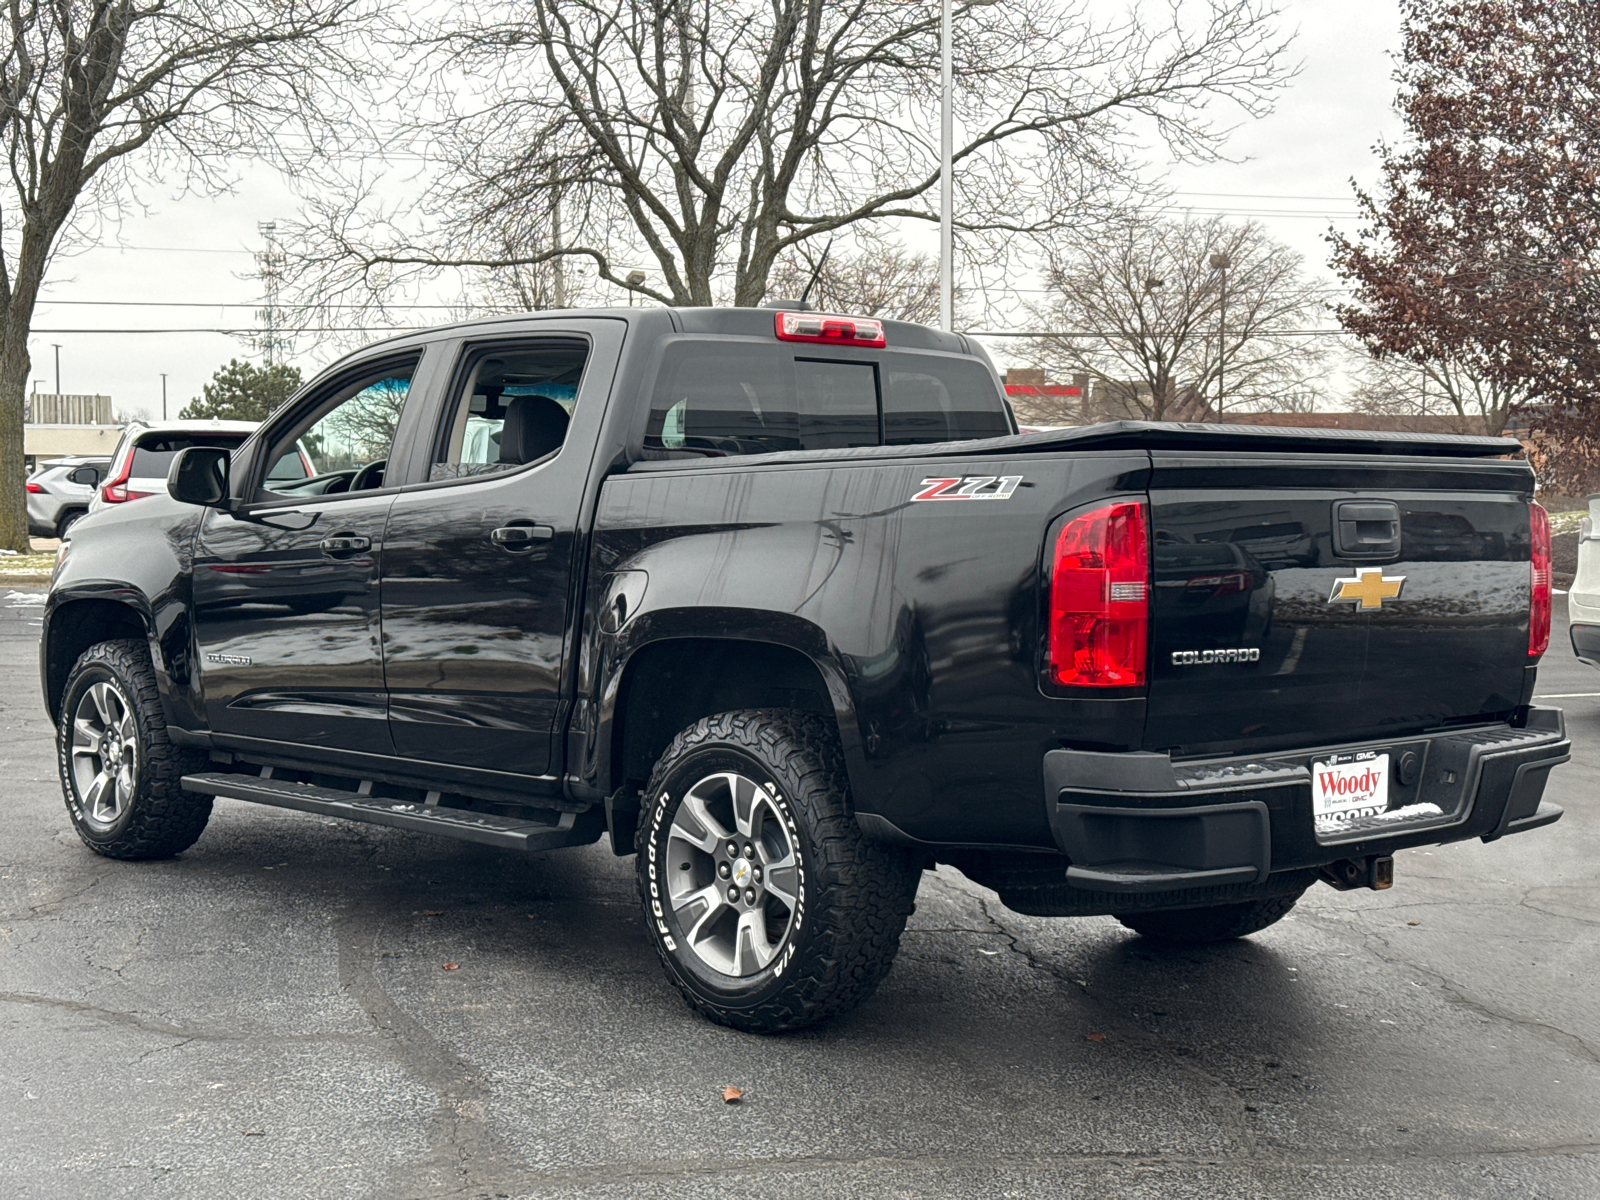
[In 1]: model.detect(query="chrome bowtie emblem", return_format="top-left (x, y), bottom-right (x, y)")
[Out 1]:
top-left (1328, 568), bottom-right (1406, 611)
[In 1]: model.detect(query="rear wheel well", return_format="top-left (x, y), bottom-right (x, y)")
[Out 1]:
top-left (46, 599), bottom-right (148, 721)
top-left (611, 638), bottom-right (838, 832)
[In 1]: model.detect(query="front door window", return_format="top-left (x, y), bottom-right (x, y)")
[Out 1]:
top-left (264, 367), bottom-right (416, 498)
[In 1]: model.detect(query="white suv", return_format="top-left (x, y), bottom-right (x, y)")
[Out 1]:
top-left (89, 420), bottom-right (313, 513)
top-left (1571, 499), bottom-right (1600, 666)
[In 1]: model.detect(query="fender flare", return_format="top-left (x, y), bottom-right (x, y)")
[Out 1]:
top-left (588, 606), bottom-right (865, 799)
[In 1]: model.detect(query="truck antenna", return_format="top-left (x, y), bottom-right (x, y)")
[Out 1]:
top-left (798, 239), bottom-right (834, 309)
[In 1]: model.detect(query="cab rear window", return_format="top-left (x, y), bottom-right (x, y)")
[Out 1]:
top-left (130, 433), bottom-right (247, 480)
top-left (644, 341), bottom-right (1011, 457)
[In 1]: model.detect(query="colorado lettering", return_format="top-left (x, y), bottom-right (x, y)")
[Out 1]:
top-left (1170, 648), bottom-right (1261, 666)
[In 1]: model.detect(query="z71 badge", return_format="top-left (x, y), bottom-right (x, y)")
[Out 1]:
top-left (911, 475), bottom-right (1023, 502)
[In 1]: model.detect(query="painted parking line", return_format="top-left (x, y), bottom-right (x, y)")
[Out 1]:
top-left (1532, 693), bottom-right (1600, 699)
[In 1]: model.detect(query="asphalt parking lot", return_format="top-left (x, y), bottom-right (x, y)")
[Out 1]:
top-left (2, 587), bottom-right (1597, 1199)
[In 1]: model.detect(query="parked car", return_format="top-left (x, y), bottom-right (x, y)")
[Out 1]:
top-left (42, 307), bottom-right (1569, 1034)
top-left (1569, 499), bottom-right (1600, 666)
top-left (89, 419), bottom-right (313, 513)
top-left (25, 456), bottom-right (110, 538)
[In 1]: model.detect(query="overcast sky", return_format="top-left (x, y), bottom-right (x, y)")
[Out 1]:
top-left (26, 0), bottom-right (1406, 420)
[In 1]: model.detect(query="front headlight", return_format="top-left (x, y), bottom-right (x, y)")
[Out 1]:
top-left (51, 539), bottom-right (70, 586)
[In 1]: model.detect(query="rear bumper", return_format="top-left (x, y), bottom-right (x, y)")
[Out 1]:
top-left (1571, 621), bottom-right (1600, 666)
top-left (1043, 708), bottom-right (1569, 895)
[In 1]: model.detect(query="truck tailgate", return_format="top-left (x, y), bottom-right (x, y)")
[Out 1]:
top-left (1143, 452), bottom-right (1535, 756)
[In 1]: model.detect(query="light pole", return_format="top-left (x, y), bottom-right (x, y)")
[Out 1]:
top-left (161, 374), bottom-right (168, 421)
top-left (1144, 276), bottom-right (1166, 418)
top-left (625, 270), bottom-right (646, 307)
top-left (938, 0), bottom-right (999, 332)
top-left (1208, 252), bottom-right (1230, 411)
top-left (939, 0), bottom-right (953, 332)
top-left (51, 343), bottom-right (61, 395)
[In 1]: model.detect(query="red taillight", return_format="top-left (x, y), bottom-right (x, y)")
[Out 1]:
top-left (1048, 500), bottom-right (1149, 688)
top-left (773, 310), bottom-right (887, 348)
top-left (25, 481), bottom-right (43, 493)
top-left (100, 443), bottom-right (137, 503)
top-left (1530, 501), bottom-right (1551, 657)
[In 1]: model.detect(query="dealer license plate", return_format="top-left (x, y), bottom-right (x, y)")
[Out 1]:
top-left (1312, 751), bottom-right (1390, 834)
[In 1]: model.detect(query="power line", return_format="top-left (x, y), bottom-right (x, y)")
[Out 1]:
top-left (26, 326), bottom-right (433, 334)
top-left (32, 298), bottom-right (496, 309)
top-left (25, 324), bottom-right (1365, 339)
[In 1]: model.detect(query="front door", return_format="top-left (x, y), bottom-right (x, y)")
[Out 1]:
top-left (379, 328), bottom-right (616, 782)
top-left (193, 353), bottom-right (427, 757)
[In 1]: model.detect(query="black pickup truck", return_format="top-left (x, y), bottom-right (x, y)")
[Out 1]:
top-left (41, 307), bottom-right (1570, 1033)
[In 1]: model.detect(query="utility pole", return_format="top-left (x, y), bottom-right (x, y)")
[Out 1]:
top-left (256, 222), bottom-right (286, 366)
top-left (1208, 252), bottom-right (1230, 411)
top-left (550, 173), bottom-right (566, 310)
top-left (161, 374), bottom-right (168, 421)
top-left (939, 0), bottom-right (953, 332)
top-left (51, 344), bottom-right (61, 395)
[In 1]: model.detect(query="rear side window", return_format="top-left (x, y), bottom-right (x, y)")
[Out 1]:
top-left (883, 360), bottom-right (1012, 444)
top-left (645, 341), bottom-right (1009, 457)
top-left (131, 434), bottom-right (247, 479)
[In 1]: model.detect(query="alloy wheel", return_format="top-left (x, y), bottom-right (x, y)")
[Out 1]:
top-left (665, 771), bottom-right (801, 977)
top-left (69, 680), bottom-right (139, 831)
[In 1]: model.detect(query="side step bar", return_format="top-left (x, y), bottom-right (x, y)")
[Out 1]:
top-left (181, 771), bottom-right (603, 853)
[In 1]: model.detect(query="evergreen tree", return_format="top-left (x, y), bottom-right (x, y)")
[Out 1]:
top-left (180, 360), bottom-right (303, 422)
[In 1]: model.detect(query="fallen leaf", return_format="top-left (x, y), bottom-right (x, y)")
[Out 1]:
top-left (424, 910), bottom-right (445, 917)
top-left (441, 962), bottom-right (460, 971)
top-left (1406, 919), bottom-right (1421, 926)
top-left (1084, 1031), bottom-right (1106, 1042)
top-left (243, 1130), bottom-right (264, 1137)
top-left (527, 914), bottom-right (538, 920)
top-left (721, 1086), bottom-right (743, 1104)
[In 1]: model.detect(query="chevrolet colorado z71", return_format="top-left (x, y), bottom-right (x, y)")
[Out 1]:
top-left (41, 307), bottom-right (1569, 1032)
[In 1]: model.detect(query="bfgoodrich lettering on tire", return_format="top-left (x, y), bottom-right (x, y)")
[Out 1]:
top-left (636, 709), bottom-right (921, 1034)
top-left (57, 639), bottom-right (212, 860)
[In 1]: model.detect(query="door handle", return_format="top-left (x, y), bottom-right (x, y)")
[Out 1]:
top-left (491, 524), bottom-right (555, 549)
top-left (319, 534), bottom-right (371, 555)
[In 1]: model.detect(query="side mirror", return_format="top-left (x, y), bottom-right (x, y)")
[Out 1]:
top-left (168, 446), bottom-right (231, 506)
top-left (68, 466), bottom-right (100, 485)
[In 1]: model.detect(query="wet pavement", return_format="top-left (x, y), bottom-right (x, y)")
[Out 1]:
top-left (1, 588), bottom-right (1596, 1198)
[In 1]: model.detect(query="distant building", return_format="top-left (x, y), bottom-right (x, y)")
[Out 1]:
top-left (24, 393), bottom-right (121, 471)
top-left (1003, 370), bottom-right (1211, 425)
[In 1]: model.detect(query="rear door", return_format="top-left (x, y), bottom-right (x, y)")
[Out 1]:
top-left (1144, 452), bottom-right (1534, 757)
top-left (378, 320), bottom-right (623, 780)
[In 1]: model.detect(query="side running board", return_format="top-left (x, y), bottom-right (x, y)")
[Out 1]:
top-left (180, 771), bottom-right (603, 853)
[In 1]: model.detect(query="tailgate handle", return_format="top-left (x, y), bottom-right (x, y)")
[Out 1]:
top-left (1332, 500), bottom-right (1401, 559)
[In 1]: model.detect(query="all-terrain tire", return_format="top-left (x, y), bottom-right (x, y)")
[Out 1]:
top-left (1115, 888), bottom-right (1306, 943)
top-left (57, 639), bottom-right (212, 860)
top-left (636, 709), bottom-right (921, 1034)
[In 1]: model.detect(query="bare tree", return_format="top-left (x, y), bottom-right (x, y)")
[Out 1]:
top-left (1029, 215), bottom-right (1327, 420)
top-left (283, 0), bottom-right (1293, 321)
top-left (1345, 348), bottom-right (1530, 435)
top-left (764, 241), bottom-right (947, 323)
top-left (0, 1), bottom-right (376, 550)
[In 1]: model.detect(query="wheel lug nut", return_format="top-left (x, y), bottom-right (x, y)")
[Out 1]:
top-left (753, 866), bottom-right (763, 882)
top-left (743, 842), bottom-right (754, 858)
top-left (744, 887), bottom-right (756, 904)
top-left (726, 886), bottom-right (740, 902)
top-left (726, 842), bottom-right (738, 857)
top-left (718, 862), bottom-right (731, 879)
